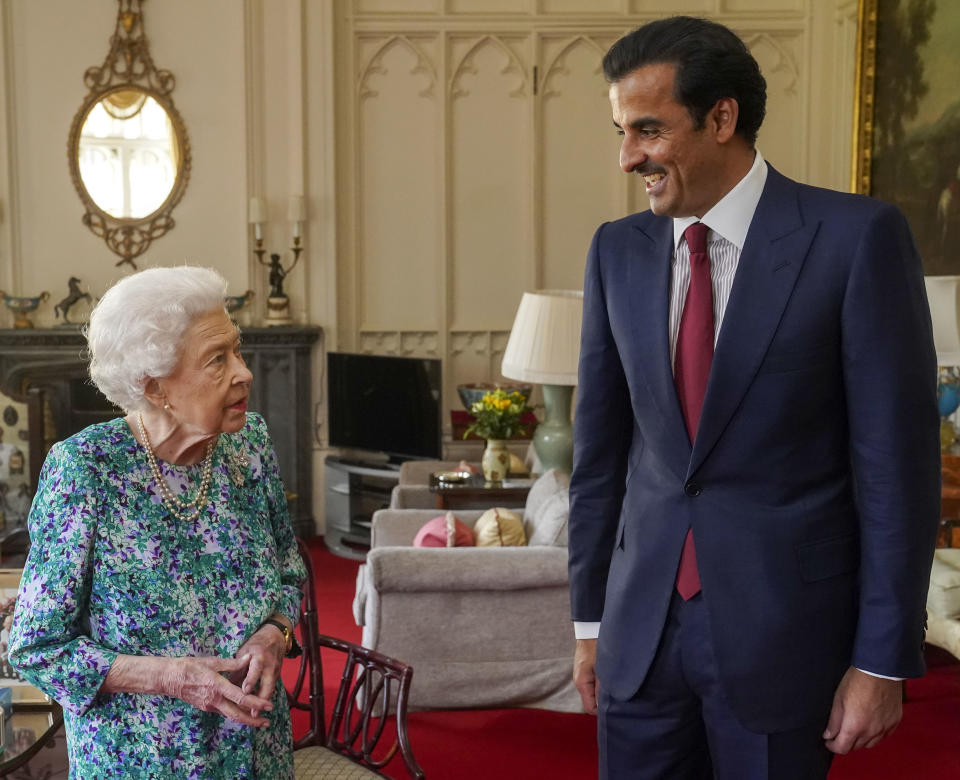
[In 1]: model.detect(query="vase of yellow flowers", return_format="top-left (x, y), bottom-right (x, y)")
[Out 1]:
top-left (463, 388), bottom-right (533, 483)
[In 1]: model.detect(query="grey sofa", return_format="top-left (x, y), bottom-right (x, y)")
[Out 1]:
top-left (352, 470), bottom-right (581, 712)
top-left (927, 549), bottom-right (960, 660)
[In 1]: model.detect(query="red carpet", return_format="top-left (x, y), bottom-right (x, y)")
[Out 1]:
top-left (291, 538), bottom-right (960, 779)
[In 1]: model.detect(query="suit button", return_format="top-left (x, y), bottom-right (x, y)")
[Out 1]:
top-left (684, 482), bottom-right (702, 497)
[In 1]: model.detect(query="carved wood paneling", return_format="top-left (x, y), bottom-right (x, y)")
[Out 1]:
top-left (722, 0), bottom-right (804, 12)
top-left (748, 31), bottom-right (805, 180)
top-left (337, 1), bottom-right (859, 437)
top-left (355, 0), bottom-right (440, 12)
top-left (358, 330), bottom-right (440, 356)
top-left (448, 0), bottom-right (533, 13)
top-left (540, 0), bottom-right (621, 12)
top-left (540, 34), bottom-right (623, 291)
top-left (449, 35), bottom-right (532, 330)
top-left (630, 0), bottom-right (714, 11)
top-left (356, 36), bottom-right (441, 332)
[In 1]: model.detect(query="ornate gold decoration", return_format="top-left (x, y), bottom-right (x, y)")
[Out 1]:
top-left (851, 0), bottom-right (878, 194)
top-left (67, 0), bottom-right (191, 268)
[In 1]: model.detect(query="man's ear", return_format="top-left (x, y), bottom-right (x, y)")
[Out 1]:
top-left (711, 97), bottom-right (740, 143)
top-left (142, 377), bottom-right (166, 409)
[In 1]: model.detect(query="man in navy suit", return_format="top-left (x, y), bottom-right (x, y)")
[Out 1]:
top-left (568, 16), bottom-right (941, 779)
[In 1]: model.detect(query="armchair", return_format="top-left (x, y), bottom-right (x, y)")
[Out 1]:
top-left (353, 472), bottom-right (580, 713)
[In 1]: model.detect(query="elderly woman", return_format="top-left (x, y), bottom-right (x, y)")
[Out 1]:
top-left (9, 266), bottom-right (306, 778)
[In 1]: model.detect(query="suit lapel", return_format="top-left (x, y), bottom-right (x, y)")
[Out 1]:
top-left (688, 168), bottom-right (820, 477)
top-left (627, 215), bottom-right (691, 482)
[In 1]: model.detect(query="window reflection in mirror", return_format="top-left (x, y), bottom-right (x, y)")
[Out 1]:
top-left (77, 88), bottom-right (179, 219)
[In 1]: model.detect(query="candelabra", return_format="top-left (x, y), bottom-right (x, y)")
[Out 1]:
top-left (248, 195), bottom-right (305, 326)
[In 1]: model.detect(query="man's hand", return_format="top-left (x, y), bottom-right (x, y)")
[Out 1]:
top-left (163, 656), bottom-right (274, 728)
top-left (823, 667), bottom-right (902, 754)
top-left (574, 638), bottom-right (599, 715)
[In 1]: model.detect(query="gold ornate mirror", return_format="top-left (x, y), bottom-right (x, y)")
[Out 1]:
top-left (67, 0), bottom-right (190, 268)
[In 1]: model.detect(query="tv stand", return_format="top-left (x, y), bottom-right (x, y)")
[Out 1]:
top-left (324, 456), bottom-right (401, 560)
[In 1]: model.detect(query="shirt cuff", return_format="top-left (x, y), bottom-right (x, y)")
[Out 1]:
top-left (855, 667), bottom-right (904, 681)
top-left (574, 621), bottom-right (600, 640)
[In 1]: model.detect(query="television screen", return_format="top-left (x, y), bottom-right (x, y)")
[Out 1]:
top-left (327, 352), bottom-right (442, 461)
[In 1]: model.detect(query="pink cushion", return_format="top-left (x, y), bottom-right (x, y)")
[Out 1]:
top-left (413, 512), bottom-right (476, 548)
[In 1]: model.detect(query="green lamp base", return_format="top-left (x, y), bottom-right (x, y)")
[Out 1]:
top-left (533, 384), bottom-right (574, 474)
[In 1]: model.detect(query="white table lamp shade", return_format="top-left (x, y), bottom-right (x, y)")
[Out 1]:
top-left (501, 290), bottom-right (583, 385)
top-left (925, 276), bottom-right (960, 366)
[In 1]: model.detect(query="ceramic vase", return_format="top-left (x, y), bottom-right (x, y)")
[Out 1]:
top-left (481, 439), bottom-right (510, 484)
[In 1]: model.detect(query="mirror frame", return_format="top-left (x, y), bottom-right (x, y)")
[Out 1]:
top-left (67, 0), bottom-right (191, 269)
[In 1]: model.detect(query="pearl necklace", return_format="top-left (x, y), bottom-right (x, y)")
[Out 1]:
top-left (137, 413), bottom-right (215, 522)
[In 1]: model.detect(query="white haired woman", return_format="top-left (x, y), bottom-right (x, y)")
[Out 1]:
top-left (9, 266), bottom-right (306, 778)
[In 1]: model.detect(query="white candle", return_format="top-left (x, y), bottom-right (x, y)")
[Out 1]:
top-left (254, 223), bottom-right (262, 241)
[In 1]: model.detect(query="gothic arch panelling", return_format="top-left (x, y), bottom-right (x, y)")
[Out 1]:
top-left (539, 34), bottom-right (624, 291)
top-left (748, 30), bottom-right (806, 180)
top-left (540, 35), bottom-right (607, 100)
top-left (355, 35), bottom-right (441, 332)
top-left (358, 330), bottom-right (440, 356)
top-left (449, 35), bottom-right (528, 99)
top-left (358, 35), bottom-right (438, 99)
top-left (335, 1), bottom-right (859, 443)
top-left (448, 35), bottom-right (532, 331)
top-left (743, 32), bottom-right (800, 95)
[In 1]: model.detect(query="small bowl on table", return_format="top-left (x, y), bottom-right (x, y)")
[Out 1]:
top-left (457, 382), bottom-right (533, 411)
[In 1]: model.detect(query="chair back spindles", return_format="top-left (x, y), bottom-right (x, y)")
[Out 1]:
top-left (288, 538), bottom-right (425, 779)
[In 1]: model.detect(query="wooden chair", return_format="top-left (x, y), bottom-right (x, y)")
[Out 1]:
top-left (288, 539), bottom-right (425, 779)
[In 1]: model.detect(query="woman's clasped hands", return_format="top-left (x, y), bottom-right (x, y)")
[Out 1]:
top-left (163, 655), bottom-right (275, 728)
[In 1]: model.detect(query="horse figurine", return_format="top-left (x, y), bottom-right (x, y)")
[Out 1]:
top-left (54, 277), bottom-right (93, 325)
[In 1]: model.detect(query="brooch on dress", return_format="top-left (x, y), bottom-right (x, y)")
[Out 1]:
top-left (228, 447), bottom-right (250, 487)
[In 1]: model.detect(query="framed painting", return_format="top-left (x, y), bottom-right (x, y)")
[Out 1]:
top-left (0, 570), bottom-right (49, 705)
top-left (852, 0), bottom-right (960, 275)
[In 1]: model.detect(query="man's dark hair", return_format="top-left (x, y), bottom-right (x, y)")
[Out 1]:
top-left (602, 16), bottom-right (766, 145)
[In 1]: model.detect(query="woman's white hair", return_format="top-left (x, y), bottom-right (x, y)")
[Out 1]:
top-left (86, 266), bottom-right (229, 412)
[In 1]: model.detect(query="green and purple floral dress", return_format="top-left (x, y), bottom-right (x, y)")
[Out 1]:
top-left (9, 413), bottom-right (306, 779)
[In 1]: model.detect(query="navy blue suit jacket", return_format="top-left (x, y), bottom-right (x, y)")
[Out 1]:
top-left (568, 166), bottom-right (941, 733)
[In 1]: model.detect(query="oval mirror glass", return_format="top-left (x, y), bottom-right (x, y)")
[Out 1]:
top-left (77, 88), bottom-right (180, 219)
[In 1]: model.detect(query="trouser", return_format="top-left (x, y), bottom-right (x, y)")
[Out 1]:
top-left (598, 591), bottom-right (834, 780)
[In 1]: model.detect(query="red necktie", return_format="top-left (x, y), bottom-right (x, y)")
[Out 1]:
top-left (674, 222), bottom-right (712, 600)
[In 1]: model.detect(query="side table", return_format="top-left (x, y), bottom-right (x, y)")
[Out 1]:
top-left (428, 474), bottom-right (533, 510)
top-left (941, 455), bottom-right (960, 547)
top-left (0, 702), bottom-right (64, 777)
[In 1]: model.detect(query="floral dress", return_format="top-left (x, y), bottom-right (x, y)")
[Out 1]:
top-left (9, 413), bottom-right (306, 779)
